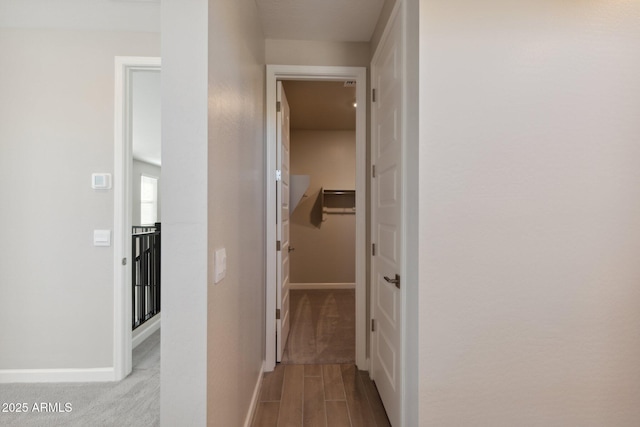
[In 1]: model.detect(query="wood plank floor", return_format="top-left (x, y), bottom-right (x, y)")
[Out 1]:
top-left (252, 364), bottom-right (390, 427)
top-left (282, 290), bottom-right (355, 365)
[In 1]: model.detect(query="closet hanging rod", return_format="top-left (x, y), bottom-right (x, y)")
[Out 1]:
top-left (323, 189), bottom-right (356, 195)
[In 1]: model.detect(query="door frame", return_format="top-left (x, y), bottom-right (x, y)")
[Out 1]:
top-left (113, 56), bottom-right (161, 381)
top-left (264, 65), bottom-right (367, 372)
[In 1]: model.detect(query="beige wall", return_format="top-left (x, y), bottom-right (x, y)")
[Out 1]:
top-left (266, 39), bottom-right (370, 67)
top-left (290, 130), bottom-right (356, 284)
top-left (161, 0), bottom-right (267, 425)
top-left (418, 0), bottom-right (640, 425)
top-left (206, 1), bottom-right (266, 426)
top-left (0, 28), bottom-right (160, 371)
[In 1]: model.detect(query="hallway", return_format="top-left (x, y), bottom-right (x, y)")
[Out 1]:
top-left (252, 363), bottom-right (390, 427)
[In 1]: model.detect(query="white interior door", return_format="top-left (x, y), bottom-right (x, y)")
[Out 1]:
top-left (371, 8), bottom-right (402, 426)
top-left (276, 81), bottom-right (291, 362)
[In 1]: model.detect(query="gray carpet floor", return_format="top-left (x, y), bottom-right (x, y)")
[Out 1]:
top-left (0, 330), bottom-right (160, 427)
top-left (282, 289), bottom-right (355, 365)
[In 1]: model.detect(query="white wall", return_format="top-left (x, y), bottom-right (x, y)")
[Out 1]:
top-left (160, 0), bottom-right (208, 424)
top-left (0, 28), bottom-right (159, 373)
top-left (161, 0), bottom-right (266, 426)
top-left (0, 0), bottom-right (160, 33)
top-left (418, 0), bottom-right (640, 425)
top-left (132, 160), bottom-right (161, 226)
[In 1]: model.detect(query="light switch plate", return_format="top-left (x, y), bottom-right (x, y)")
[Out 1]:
top-left (214, 248), bottom-right (226, 284)
top-left (92, 173), bottom-right (112, 190)
top-left (94, 230), bottom-right (111, 247)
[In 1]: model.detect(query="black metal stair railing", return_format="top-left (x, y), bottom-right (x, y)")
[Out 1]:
top-left (132, 222), bottom-right (161, 330)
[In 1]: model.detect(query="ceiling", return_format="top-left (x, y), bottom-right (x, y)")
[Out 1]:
top-left (254, 0), bottom-right (385, 42)
top-left (283, 81), bottom-right (356, 130)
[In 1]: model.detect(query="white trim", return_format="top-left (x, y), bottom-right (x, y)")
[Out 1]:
top-left (0, 368), bottom-right (115, 384)
top-left (289, 283), bottom-right (355, 290)
top-left (132, 314), bottom-right (161, 349)
top-left (265, 65), bottom-right (367, 373)
top-left (114, 56), bottom-right (161, 381)
top-left (399, 1), bottom-right (410, 425)
top-left (243, 362), bottom-right (265, 427)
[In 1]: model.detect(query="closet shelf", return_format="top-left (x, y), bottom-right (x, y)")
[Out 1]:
top-left (321, 188), bottom-right (356, 217)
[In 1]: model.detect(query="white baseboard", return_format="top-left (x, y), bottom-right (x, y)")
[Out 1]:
top-left (244, 361), bottom-right (265, 427)
top-left (0, 367), bottom-right (115, 383)
top-left (289, 282), bottom-right (355, 290)
top-left (361, 357), bottom-right (371, 373)
top-left (132, 314), bottom-right (161, 349)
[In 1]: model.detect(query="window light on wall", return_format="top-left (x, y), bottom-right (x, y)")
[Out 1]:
top-left (140, 175), bottom-right (158, 225)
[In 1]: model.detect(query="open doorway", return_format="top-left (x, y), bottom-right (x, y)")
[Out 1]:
top-left (265, 65), bottom-right (367, 372)
top-left (130, 68), bottom-right (162, 355)
top-left (113, 56), bottom-right (161, 380)
top-left (280, 80), bottom-right (357, 365)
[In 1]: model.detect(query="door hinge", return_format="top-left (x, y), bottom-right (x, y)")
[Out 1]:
top-left (276, 169), bottom-right (282, 181)
top-left (276, 240), bottom-right (281, 251)
top-left (276, 101), bottom-right (281, 112)
top-left (372, 88), bottom-right (376, 103)
top-left (372, 164), bottom-right (376, 178)
top-left (371, 319), bottom-right (376, 332)
top-left (372, 243), bottom-right (376, 256)
top-left (276, 309), bottom-right (281, 320)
